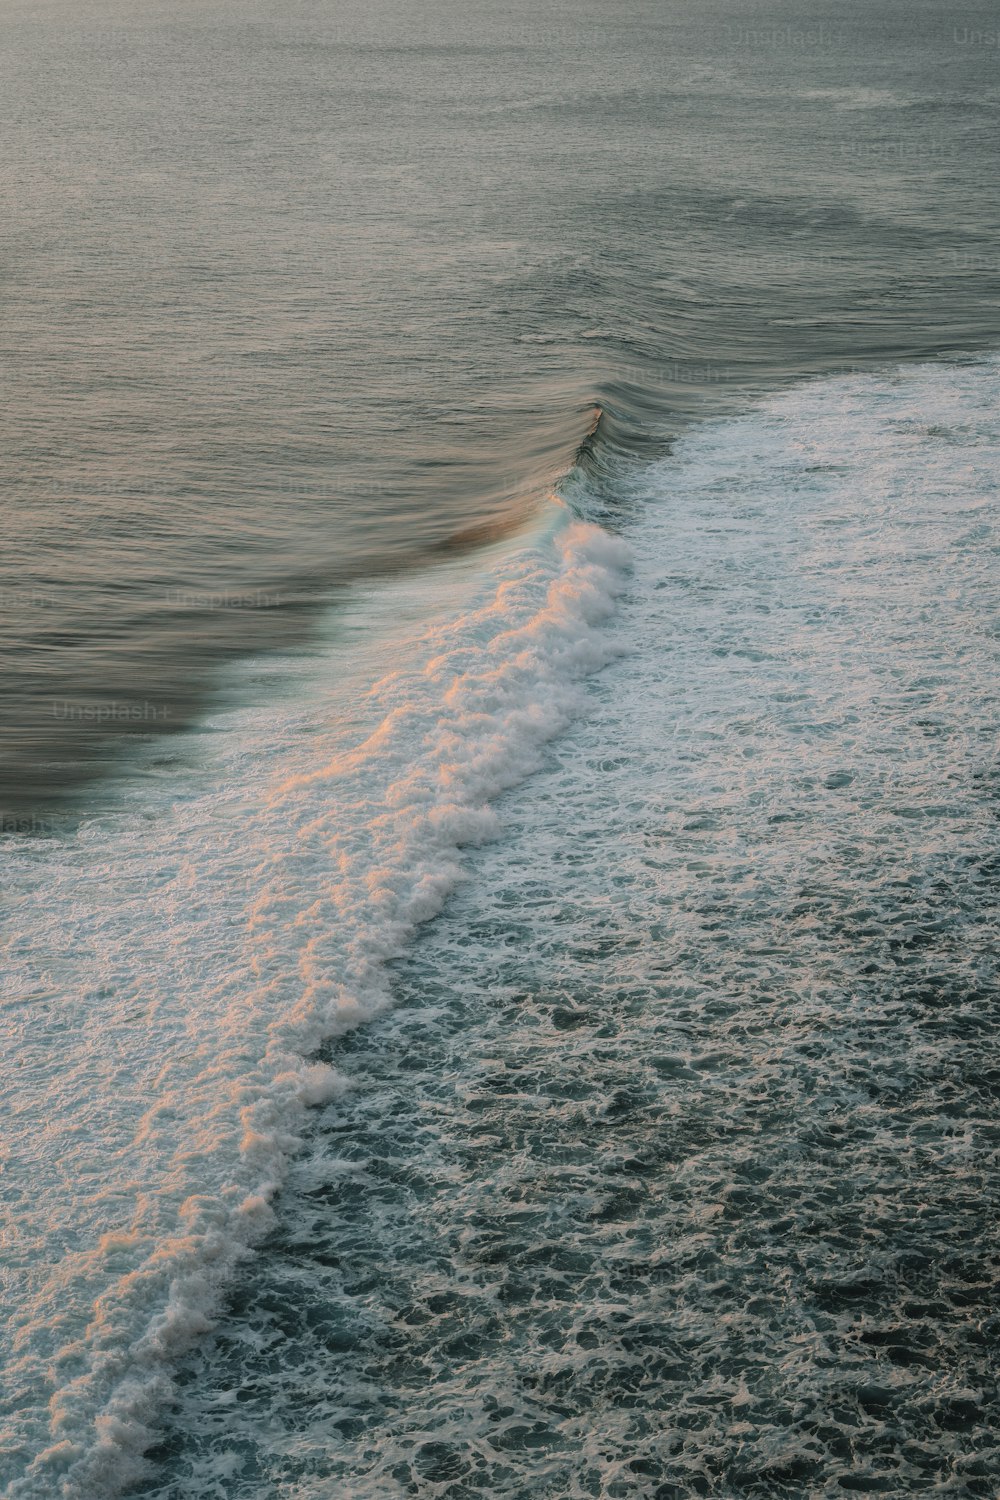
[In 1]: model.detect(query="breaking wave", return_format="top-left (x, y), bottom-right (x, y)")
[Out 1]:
top-left (0, 512), bottom-right (630, 1498)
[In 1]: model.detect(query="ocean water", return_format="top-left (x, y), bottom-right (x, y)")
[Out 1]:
top-left (3, 359), bottom-right (998, 1497)
top-left (3, 1), bottom-right (1000, 1496)
top-left (3, 0), bottom-right (1000, 816)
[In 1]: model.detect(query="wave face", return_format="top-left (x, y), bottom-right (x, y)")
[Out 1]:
top-left (5, 0), bottom-right (1000, 817)
top-left (0, 514), bottom-right (630, 1498)
top-left (126, 359), bottom-right (999, 1498)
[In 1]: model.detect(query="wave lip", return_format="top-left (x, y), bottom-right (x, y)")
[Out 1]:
top-left (142, 352), bottom-right (1000, 1500)
top-left (2, 514), bottom-right (630, 1500)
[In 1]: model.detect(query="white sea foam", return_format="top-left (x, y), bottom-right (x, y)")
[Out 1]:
top-left (6, 354), bottom-right (999, 1499)
top-left (0, 511), bottom-right (630, 1498)
top-left (121, 353), bottom-right (1000, 1500)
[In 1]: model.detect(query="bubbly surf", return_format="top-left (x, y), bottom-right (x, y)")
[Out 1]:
top-left (129, 357), bottom-right (998, 1500)
top-left (5, 0), bottom-right (1000, 817)
top-left (0, 513), bottom-right (630, 1498)
top-left (3, 356), bottom-right (999, 1499)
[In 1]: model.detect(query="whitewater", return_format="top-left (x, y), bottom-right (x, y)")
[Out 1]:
top-left (0, 512), bottom-right (630, 1497)
top-left (4, 358), bottom-right (999, 1498)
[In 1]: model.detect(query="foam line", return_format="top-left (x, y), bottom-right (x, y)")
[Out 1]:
top-left (3, 515), bottom-right (630, 1499)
